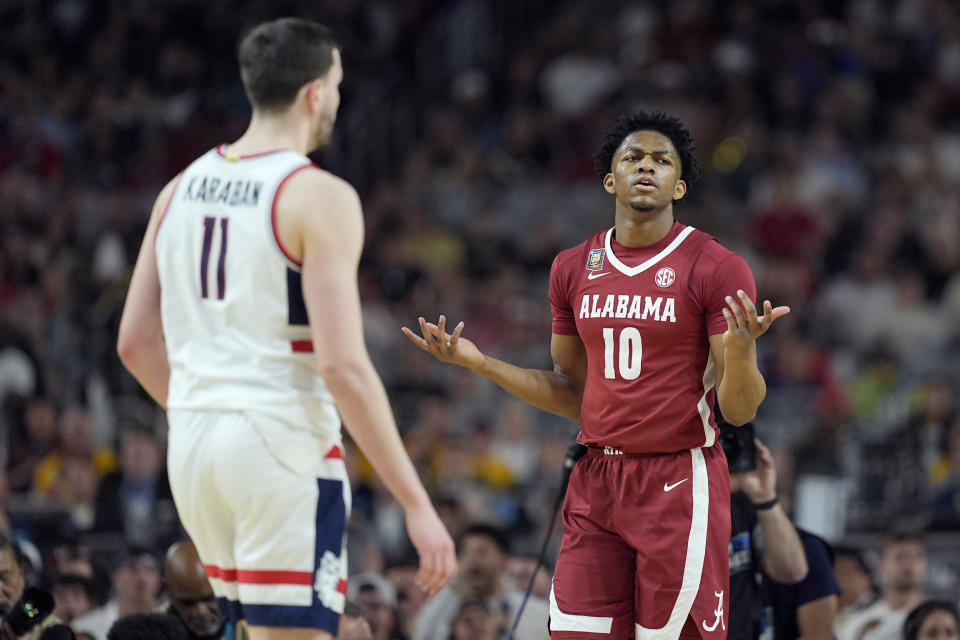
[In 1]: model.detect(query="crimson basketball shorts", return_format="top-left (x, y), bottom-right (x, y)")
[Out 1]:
top-left (167, 409), bottom-right (350, 634)
top-left (549, 445), bottom-right (731, 640)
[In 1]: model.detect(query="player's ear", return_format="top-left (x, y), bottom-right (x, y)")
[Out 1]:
top-left (603, 173), bottom-right (616, 195)
top-left (303, 78), bottom-right (324, 113)
top-left (673, 179), bottom-right (687, 201)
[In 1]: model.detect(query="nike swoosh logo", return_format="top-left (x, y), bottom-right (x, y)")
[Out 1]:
top-left (664, 478), bottom-right (689, 492)
top-left (587, 271), bottom-right (612, 279)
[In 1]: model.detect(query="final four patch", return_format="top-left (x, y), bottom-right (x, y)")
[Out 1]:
top-left (586, 248), bottom-right (605, 271)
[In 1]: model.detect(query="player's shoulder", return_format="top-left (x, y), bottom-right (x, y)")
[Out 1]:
top-left (159, 174), bottom-right (182, 201)
top-left (687, 227), bottom-right (746, 269)
top-left (152, 173), bottom-right (184, 222)
top-left (285, 165), bottom-right (357, 198)
top-left (280, 166), bottom-right (361, 214)
top-left (552, 230), bottom-right (607, 274)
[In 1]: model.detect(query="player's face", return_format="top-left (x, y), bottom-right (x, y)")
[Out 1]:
top-left (311, 48), bottom-right (343, 151)
top-left (604, 130), bottom-right (686, 213)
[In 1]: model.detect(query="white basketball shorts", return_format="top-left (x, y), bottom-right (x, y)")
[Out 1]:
top-left (167, 409), bottom-right (350, 633)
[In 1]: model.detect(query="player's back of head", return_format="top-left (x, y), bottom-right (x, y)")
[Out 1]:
top-left (238, 17), bottom-right (339, 113)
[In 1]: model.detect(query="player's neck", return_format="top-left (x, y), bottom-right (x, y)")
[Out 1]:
top-left (226, 111), bottom-right (312, 157)
top-left (613, 206), bottom-right (675, 248)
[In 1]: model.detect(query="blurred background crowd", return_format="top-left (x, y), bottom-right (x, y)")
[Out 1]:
top-left (2, 0), bottom-right (960, 637)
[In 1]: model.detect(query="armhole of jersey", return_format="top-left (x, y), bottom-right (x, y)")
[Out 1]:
top-left (683, 231), bottom-right (717, 326)
top-left (270, 163), bottom-right (317, 270)
top-left (153, 173), bottom-right (183, 249)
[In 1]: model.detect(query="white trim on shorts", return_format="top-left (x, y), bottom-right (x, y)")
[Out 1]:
top-left (635, 447), bottom-right (709, 640)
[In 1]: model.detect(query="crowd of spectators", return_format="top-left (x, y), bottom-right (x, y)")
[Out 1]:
top-left (2, 0), bottom-right (960, 635)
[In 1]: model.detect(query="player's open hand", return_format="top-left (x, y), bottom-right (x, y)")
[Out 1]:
top-left (405, 504), bottom-right (457, 596)
top-left (721, 290), bottom-right (789, 350)
top-left (401, 315), bottom-right (485, 371)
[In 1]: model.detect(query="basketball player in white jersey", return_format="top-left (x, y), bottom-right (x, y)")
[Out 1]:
top-left (117, 18), bottom-right (456, 640)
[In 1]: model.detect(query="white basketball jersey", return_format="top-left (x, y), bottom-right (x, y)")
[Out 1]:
top-left (156, 146), bottom-right (340, 442)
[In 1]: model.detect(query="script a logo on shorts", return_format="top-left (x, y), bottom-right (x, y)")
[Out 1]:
top-left (655, 267), bottom-right (676, 288)
top-left (586, 248), bottom-right (606, 272)
top-left (702, 590), bottom-right (726, 633)
top-left (313, 551), bottom-right (340, 608)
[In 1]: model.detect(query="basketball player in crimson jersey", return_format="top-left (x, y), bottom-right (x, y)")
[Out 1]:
top-left (403, 111), bottom-right (789, 640)
top-left (118, 18), bottom-right (455, 640)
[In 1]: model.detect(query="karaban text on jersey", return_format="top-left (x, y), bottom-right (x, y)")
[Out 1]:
top-left (579, 293), bottom-right (677, 323)
top-left (182, 175), bottom-right (262, 207)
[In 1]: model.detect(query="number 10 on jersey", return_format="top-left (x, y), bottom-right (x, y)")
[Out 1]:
top-left (602, 327), bottom-right (642, 380)
top-left (200, 216), bottom-right (229, 299)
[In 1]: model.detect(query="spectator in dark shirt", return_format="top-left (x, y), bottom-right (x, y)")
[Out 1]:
top-left (93, 426), bottom-right (177, 551)
top-left (727, 429), bottom-right (808, 640)
top-left (769, 529), bottom-right (841, 640)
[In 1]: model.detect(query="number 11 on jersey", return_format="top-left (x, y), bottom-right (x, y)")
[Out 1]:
top-left (200, 216), bottom-right (229, 299)
top-left (602, 327), bottom-right (642, 380)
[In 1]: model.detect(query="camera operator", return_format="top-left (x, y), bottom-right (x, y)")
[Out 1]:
top-left (722, 423), bottom-right (808, 640)
top-left (0, 533), bottom-right (72, 640)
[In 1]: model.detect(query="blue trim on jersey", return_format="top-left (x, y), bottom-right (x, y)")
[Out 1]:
top-left (307, 476), bottom-right (346, 631)
top-left (241, 602), bottom-right (339, 632)
top-left (286, 268), bottom-right (309, 325)
top-left (216, 478), bottom-right (346, 632)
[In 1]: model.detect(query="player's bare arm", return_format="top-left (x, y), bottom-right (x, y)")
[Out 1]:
top-left (117, 176), bottom-right (179, 409)
top-left (710, 290), bottom-right (790, 425)
top-left (277, 168), bottom-right (456, 595)
top-left (402, 317), bottom-right (587, 419)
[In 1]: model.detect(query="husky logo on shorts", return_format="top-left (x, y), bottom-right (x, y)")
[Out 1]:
top-left (314, 551), bottom-right (341, 607)
top-left (586, 249), bottom-right (605, 271)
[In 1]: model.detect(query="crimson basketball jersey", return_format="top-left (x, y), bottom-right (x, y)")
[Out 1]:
top-left (550, 221), bottom-right (756, 454)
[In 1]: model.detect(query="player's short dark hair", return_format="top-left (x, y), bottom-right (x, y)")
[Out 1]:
top-left (107, 613), bottom-right (189, 640)
top-left (593, 111), bottom-right (699, 185)
top-left (459, 523), bottom-right (510, 555)
top-left (238, 18), bottom-right (339, 112)
top-left (904, 601), bottom-right (960, 640)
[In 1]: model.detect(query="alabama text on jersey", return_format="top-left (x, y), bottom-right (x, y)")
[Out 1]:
top-left (550, 222), bottom-right (757, 454)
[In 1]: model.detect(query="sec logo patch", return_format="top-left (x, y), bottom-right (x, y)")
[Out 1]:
top-left (655, 267), bottom-right (676, 288)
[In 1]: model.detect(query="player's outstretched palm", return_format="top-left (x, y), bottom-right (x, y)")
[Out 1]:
top-left (405, 504), bottom-right (457, 595)
top-left (401, 315), bottom-right (485, 371)
top-left (722, 290), bottom-right (790, 350)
